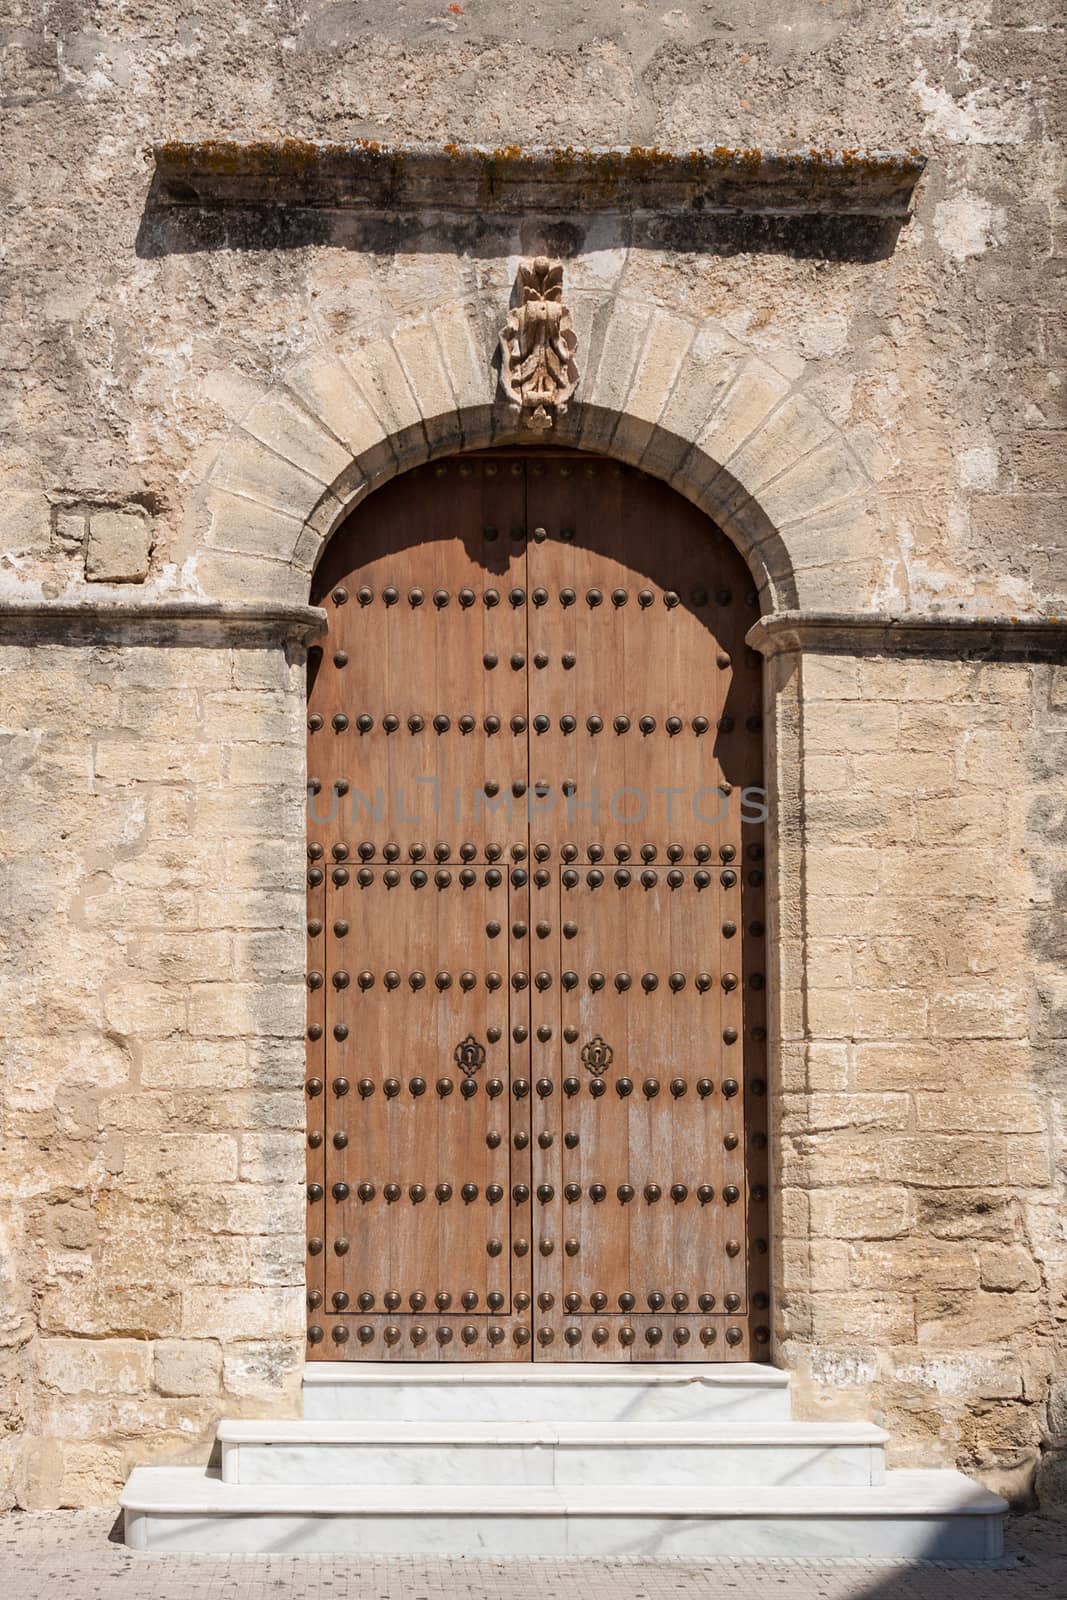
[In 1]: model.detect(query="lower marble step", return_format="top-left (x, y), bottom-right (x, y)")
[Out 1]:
top-left (217, 1418), bottom-right (888, 1488)
top-left (121, 1467), bottom-right (1006, 1560)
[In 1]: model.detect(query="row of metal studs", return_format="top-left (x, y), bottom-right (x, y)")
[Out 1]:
top-left (310, 1180), bottom-right (750, 1206)
top-left (310, 1077), bottom-right (749, 1101)
top-left (308, 1324), bottom-right (765, 1347)
top-left (330, 583), bottom-right (752, 609)
top-left (311, 711), bottom-right (762, 733)
top-left (310, 1288), bottom-right (746, 1313)
top-left (310, 843), bottom-right (757, 864)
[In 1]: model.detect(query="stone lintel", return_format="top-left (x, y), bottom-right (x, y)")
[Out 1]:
top-left (151, 141), bottom-right (926, 220)
top-left (748, 611), bottom-right (1067, 663)
top-left (0, 599), bottom-right (327, 645)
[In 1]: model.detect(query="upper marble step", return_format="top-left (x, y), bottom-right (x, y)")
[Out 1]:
top-left (219, 1417), bottom-right (887, 1489)
top-left (302, 1362), bottom-right (792, 1423)
top-left (121, 1466), bottom-right (1006, 1560)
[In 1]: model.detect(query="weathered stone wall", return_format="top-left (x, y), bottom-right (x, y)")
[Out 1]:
top-left (0, 0), bottom-right (1064, 1515)
top-left (0, 634), bottom-right (309, 1508)
top-left (771, 651), bottom-right (1067, 1511)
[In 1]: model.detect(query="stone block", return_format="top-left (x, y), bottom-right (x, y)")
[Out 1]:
top-left (391, 321), bottom-right (461, 448)
top-left (123, 1134), bottom-right (239, 1185)
top-left (36, 1338), bottom-right (152, 1397)
top-left (125, 932), bottom-right (232, 983)
top-left (199, 689), bottom-right (300, 745)
top-left (623, 311), bottom-right (694, 429)
top-left (431, 302), bottom-right (492, 418)
top-left (914, 1187), bottom-right (1019, 1243)
top-left (229, 649), bottom-right (299, 692)
top-left (23, 1441), bottom-right (126, 1511)
top-left (760, 438), bottom-right (869, 531)
top-left (850, 1241), bottom-right (980, 1292)
top-left (248, 1233), bottom-right (305, 1285)
top-left (205, 486), bottom-right (306, 561)
top-left (780, 1237), bottom-right (851, 1293)
top-left (916, 1289), bottom-right (1045, 1347)
top-left (979, 1244), bottom-right (1043, 1292)
top-left (52, 508), bottom-right (86, 550)
top-left (210, 431), bottom-right (329, 514)
top-left (241, 392), bottom-right (353, 486)
top-left (94, 738), bottom-right (224, 785)
top-left (808, 1185), bottom-right (911, 1240)
top-left (192, 549), bottom-right (310, 605)
top-left (196, 887), bottom-right (304, 931)
top-left (892, 1351), bottom-right (1023, 1401)
top-left (781, 1092), bottom-right (911, 1136)
top-left (153, 1339), bottom-right (221, 1397)
top-left (39, 1282), bottom-right (181, 1340)
top-left (723, 393), bottom-right (836, 511)
top-left (810, 1293), bottom-right (917, 1343)
top-left (342, 337), bottom-right (424, 445)
top-left (879, 1135), bottom-right (1006, 1187)
top-left (85, 507), bottom-right (151, 583)
top-left (854, 1039), bottom-right (1032, 1093)
top-left (230, 930), bottom-right (304, 982)
top-left (802, 656), bottom-right (863, 701)
top-left (188, 980), bottom-right (304, 1038)
top-left (180, 1288), bottom-right (304, 1341)
top-left (806, 987), bottom-right (928, 1040)
top-left (102, 982), bottom-right (187, 1036)
top-left (222, 1339), bottom-right (303, 1399)
top-left (284, 354), bottom-right (392, 465)
top-left (929, 984), bottom-right (1028, 1040)
top-left (806, 700), bottom-right (900, 754)
top-left (696, 360), bottom-right (792, 475)
top-left (239, 1131), bottom-right (303, 1183)
top-left (174, 1182), bottom-right (305, 1239)
top-left (578, 301), bottom-right (653, 451)
top-left (915, 1092), bottom-right (1047, 1134)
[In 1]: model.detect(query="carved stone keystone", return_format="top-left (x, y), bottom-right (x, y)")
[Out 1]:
top-left (498, 257), bottom-right (579, 431)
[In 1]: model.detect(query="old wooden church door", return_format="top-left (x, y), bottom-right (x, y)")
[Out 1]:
top-left (305, 452), bottom-right (769, 1362)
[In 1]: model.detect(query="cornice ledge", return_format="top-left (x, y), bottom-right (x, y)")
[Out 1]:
top-left (0, 599), bottom-right (328, 644)
top-left (747, 611), bottom-right (1067, 662)
top-left (150, 141), bottom-right (926, 220)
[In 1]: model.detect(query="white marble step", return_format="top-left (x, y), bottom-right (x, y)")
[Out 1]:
top-left (122, 1467), bottom-right (1006, 1560)
top-left (218, 1418), bottom-right (887, 1488)
top-left (302, 1362), bottom-right (791, 1423)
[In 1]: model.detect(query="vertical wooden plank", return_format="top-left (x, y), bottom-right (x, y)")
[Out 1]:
top-left (304, 863), bottom-right (327, 1354)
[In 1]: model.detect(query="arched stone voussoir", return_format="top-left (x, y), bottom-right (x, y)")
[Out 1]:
top-left (590, 307), bottom-right (698, 465)
top-left (753, 494), bottom-right (889, 612)
top-left (389, 321), bottom-right (463, 452)
top-left (240, 390), bottom-right (356, 491)
top-left (282, 351), bottom-right (396, 475)
top-left (208, 428), bottom-right (333, 524)
top-left (711, 393), bottom-right (840, 523)
top-left (335, 335), bottom-right (429, 459)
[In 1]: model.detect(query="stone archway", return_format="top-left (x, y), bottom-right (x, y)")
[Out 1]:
top-left (195, 296), bottom-right (873, 620)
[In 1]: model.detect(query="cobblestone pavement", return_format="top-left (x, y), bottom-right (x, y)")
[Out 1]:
top-left (1, 1511), bottom-right (1065, 1600)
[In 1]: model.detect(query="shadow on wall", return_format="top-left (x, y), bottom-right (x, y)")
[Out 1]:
top-left (135, 195), bottom-right (908, 265)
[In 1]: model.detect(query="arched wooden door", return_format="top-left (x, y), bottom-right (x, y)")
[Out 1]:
top-left (305, 451), bottom-right (770, 1362)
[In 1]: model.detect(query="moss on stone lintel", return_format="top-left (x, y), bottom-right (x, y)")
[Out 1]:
top-left (150, 140), bottom-right (926, 218)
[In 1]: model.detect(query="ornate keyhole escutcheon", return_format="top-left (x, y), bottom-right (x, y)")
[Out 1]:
top-left (454, 1034), bottom-right (487, 1078)
top-left (580, 1035), bottom-right (614, 1076)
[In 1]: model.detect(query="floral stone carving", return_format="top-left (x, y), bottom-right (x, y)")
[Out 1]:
top-left (498, 257), bottom-right (579, 431)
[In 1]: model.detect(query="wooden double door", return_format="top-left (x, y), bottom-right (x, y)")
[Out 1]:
top-left (305, 451), bottom-right (769, 1361)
